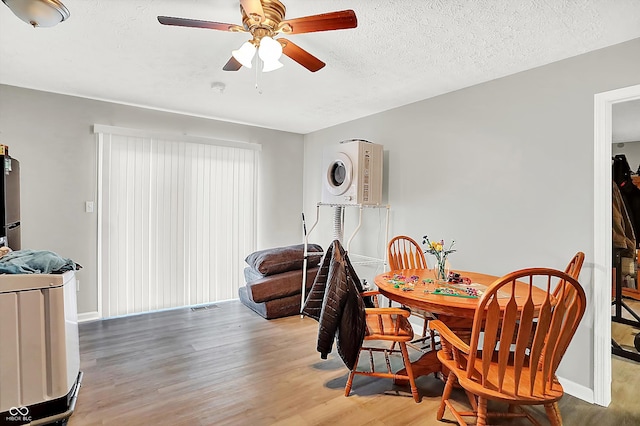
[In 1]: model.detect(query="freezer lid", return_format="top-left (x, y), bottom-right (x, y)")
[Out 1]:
top-left (0, 270), bottom-right (75, 293)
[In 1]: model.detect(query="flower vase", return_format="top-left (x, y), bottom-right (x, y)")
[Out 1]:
top-left (435, 259), bottom-right (447, 281)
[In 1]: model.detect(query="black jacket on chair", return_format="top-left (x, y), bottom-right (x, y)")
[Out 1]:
top-left (302, 240), bottom-right (372, 370)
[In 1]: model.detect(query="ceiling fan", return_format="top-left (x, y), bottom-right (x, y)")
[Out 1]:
top-left (158, 0), bottom-right (357, 73)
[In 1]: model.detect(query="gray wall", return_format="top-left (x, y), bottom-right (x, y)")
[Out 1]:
top-left (302, 38), bottom-right (640, 393)
top-left (0, 85), bottom-right (305, 315)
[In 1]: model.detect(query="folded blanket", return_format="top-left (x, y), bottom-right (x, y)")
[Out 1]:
top-left (0, 249), bottom-right (82, 274)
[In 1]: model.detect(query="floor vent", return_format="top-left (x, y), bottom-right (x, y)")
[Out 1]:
top-left (191, 304), bottom-right (218, 311)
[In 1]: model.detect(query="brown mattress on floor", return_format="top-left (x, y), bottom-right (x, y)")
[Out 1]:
top-left (238, 266), bottom-right (319, 319)
top-left (239, 286), bottom-right (307, 319)
top-left (244, 266), bottom-right (319, 303)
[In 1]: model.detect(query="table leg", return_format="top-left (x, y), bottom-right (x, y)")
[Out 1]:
top-left (394, 350), bottom-right (442, 385)
top-left (395, 315), bottom-right (473, 385)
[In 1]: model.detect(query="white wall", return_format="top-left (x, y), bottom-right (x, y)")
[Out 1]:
top-left (0, 85), bottom-right (305, 315)
top-left (302, 38), bottom-right (640, 395)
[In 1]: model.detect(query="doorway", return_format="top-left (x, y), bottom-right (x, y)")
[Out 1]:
top-left (594, 84), bottom-right (640, 407)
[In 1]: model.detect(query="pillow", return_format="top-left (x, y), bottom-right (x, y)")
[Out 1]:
top-left (245, 243), bottom-right (323, 276)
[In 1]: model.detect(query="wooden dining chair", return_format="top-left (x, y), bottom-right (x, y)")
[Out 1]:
top-left (387, 235), bottom-right (438, 351)
top-left (525, 251), bottom-right (585, 345)
top-left (562, 250), bottom-right (585, 280)
top-left (551, 251), bottom-right (585, 312)
top-left (344, 290), bottom-right (421, 403)
top-left (430, 268), bottom-right (587, 426)
top-left (388, 235), bottom-right (428, 270)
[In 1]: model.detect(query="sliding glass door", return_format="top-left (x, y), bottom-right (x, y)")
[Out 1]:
top-left (96, 128), bottom-right (258, 318)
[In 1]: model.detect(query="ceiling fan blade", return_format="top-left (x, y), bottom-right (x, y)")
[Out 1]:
top-left (157, 16), bottom-right (244, 32)
top-left (279, 38), bottom-right (325, 72)
top-left (278, 10), bottom-right (357, 35)
top-left (223, 57), bottom-right (243, 71)
top-left (240, 0), bottom-right (265, 21)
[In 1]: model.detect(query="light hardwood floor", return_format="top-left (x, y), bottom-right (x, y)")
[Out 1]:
top-left (68, 300), bottom-right (640, 426)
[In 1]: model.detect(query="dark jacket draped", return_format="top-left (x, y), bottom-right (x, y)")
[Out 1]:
top-left (613, 180), bottom-right (636, 258)
top-left (302, 240), bottom-right (371, 370)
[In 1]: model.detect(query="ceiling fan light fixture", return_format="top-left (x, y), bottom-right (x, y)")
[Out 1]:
top-left (258, 36), bottom-right (283, 72)
top-left (261, 59), bottom-right (283, 73)
top-left (2, 0), bottom-right (70, 27)
top-left (258, 36), bottom-right (283, 62)
top-left (231, 41), bottom-right (256, 69)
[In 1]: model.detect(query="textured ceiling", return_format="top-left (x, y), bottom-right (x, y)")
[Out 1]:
top-left (1, 0), bottom-right (640, 134)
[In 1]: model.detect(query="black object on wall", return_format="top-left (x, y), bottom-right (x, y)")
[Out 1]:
top-left (611, 154), bottom-right (640, 362)
top-left (613, 154), bottom-right (640, 245)
top-left (0, 154), bottom-right (21, 250)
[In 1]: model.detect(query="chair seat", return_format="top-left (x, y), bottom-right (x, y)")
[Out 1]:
top-left (438, 348), bottom-right (565, 405)
top-left (365, 313), bottom-right (414, 341)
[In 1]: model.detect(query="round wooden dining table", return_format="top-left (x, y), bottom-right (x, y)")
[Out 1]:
top-left (374, 268), bottom-right (551, 381)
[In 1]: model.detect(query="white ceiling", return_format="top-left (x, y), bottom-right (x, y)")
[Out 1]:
top-left (1, 0), bottom-right (640, 134)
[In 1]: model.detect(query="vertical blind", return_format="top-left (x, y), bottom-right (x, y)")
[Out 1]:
top-left (96, 128), bottom-right (258, 318)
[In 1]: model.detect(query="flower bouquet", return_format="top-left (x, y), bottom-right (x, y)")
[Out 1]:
top-left (422, 236), bottom-right (456, 281)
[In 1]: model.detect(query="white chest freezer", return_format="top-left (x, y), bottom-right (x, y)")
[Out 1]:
top-left (0, 271), bottom-right (82, 424)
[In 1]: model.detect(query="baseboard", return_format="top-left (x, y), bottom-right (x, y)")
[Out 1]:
top-left (558, 375), bottom-right (595, 404)
top-left (78, 311), bottom-right (100, 323)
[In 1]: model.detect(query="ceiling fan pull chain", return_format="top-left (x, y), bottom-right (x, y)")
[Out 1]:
top-left (255, 57), bottom-right (263, 94)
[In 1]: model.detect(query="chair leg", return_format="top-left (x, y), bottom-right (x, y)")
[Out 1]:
top-left (344, 351), bottom-right (361, 397)
top-left (464, 390), bottom-right (478, 411)
top-left (545, 402), bottom-right (563, 426)
top-left (399, 342), bottom-right (420, 402)
top-left (477, 396), bottom-right (488, 426)
top-left (437, 371), bottom-right (456, 420)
